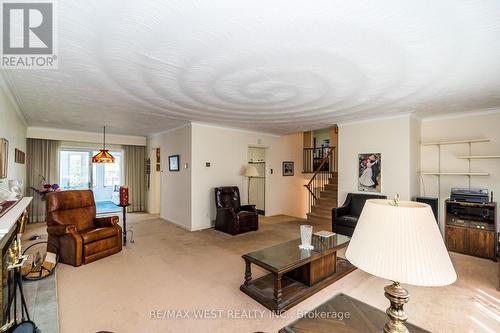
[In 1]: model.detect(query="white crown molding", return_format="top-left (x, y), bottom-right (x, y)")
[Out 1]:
top-left (27, 126), bottom-right (147, 146)
top-left (190, 121), bottom-right (281, 138)
top-left (0, 71), bottom-right (28, 127)
top-left (420, 108), bottom-right (500, 122)
top-left (150, 121), bottom-right (282, 138)
top-left (337, 112), bottom-right (415, 127)
top-left (149, 122), bottom-right (191, 137)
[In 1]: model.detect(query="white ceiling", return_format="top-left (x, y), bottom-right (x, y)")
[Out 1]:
top-left (4, 0), bottom-right (500, 136)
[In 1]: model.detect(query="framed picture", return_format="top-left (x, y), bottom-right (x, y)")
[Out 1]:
top-left (169, 155), bottom-right (180, 171)
top-left (0, 139), bottom-right (8, 179)
top-left (282, 161), bottom-right (294, 176)
top-left (156, 148), bottom-right (160, 164)
top-left (358, 153), bottom-right (381, 192)
top-left (15, 148), bottom-right (25, 164)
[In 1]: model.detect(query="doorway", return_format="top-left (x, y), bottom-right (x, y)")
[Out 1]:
top-left (247, 146), bottom-right (267, 215)
top-left (59, 149), bottom-right (122, 213)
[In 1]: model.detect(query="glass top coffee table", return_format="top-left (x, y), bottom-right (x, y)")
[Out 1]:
top-left (240, 234), bottom-right (355, 313)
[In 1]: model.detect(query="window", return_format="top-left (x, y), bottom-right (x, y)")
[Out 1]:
top-left (59, 150), bottom-right (91, 190)
top-left (104, 154), bottom-right (121, 187)
top-left (59, 150), bottom-right (122, 200)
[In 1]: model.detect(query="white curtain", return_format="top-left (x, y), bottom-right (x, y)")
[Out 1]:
top-left (123, 145), bottom-right (146, 212)
top-left (26, 138), bottom-right (60, 223)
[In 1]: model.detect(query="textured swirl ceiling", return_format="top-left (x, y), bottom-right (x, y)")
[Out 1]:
top-left (4, 0), bottom-right (500, 135)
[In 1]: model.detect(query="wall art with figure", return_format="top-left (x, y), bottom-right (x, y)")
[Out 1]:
top-left (358, 153), bottom-right (381, 192)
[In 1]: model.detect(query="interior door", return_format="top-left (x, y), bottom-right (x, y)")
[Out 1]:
top-left (59, 150), bottom-right (92, 190)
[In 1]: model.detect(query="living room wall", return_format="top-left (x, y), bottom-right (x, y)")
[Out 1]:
top-left (190, 123), bottom-right (308, 231)
top-left (0, 85), bottom-right (27, 193)
top-left (148, 123), bottom-right (309, 231)
top-left (151, 124), bottom-right (192, 230)
top-left (421, 110), bottom-right (500, 231)
top-left (337, 114), bottom-right (421, 205)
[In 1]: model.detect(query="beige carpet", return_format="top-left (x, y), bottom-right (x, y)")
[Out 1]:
top-left (35, 214), bottom-right (499, 333)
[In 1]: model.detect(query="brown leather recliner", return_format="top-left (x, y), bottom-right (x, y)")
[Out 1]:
top-left (46, 190), bottom-right (122, 266)
top-left (214, 186), bottom-right (258, 235)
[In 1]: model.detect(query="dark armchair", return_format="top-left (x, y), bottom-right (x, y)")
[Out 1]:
top-left (332, 193), bottom-right (387, 237)
top-left (214, 186), bottom-right (258, 235)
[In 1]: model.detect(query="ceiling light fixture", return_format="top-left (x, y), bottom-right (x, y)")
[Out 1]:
top-left (92, 126), bottom-right (115, 163)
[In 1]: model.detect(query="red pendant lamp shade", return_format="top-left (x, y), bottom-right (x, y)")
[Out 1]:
top-left (92, 126), bottom-right (115, 163)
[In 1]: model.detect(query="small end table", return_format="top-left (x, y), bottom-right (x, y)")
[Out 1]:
top-left (118, 204), bottom-right (134, 245)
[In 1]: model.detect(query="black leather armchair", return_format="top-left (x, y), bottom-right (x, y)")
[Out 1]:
top-left (332, 193), bottom-right (387, 236)
top-left (214, 186), bottom-right (258, 235)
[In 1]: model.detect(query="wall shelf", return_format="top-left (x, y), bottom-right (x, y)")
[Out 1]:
top-left (421, 138), bottom-right (490, 146)
top-left (420, 172), bottom-right (489, 176)
top-left (420, 137), bottom-right (495, 233)
top-left (457, 155), bottom-right (500, 159)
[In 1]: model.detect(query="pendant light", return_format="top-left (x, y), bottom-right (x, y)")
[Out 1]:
top-left (92, 126), bottom-right (115, 163)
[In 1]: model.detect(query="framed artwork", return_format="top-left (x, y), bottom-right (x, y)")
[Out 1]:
top-left (156, 148), bottom-right (160, 163)
top-left (15, 148), bottom-right (25, 164)
top-left (282, 161), bottom-right (294, 176)
top-left (0, 139), bottom-right (8, 179)
top-left (169, 155), bottom-right (180, 171)
top-left (358, 153), bottom-right (381, 192)
top-left (155, 147), bottom-right (161, 171)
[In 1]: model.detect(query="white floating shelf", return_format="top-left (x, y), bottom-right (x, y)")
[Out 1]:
top-left (420, 172), bottom-right (490, 176)
top-left (421, 138), bottom-right (490, 146)
top-left (457, 155), bottom-right (500, 159)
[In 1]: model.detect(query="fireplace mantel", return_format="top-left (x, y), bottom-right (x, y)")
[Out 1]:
top-left (0, 197), bottom-right (32, 236)
top-left (0, 197), bottom-right (32, 327)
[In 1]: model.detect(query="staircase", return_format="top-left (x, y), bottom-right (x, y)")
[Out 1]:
top-left (306, 173), bottom-right (338, 225)
top-left (303, 146), bottom-right (338, 226)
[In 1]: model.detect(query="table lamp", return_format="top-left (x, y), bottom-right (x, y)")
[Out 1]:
top-left (244, 165), bottom-right (259, 205)
top-left (346, 197), bottom-right (456, 333)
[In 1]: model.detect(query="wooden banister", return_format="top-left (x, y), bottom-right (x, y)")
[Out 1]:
top-left (304, 147), bottom-right (335, 208)
top-left (306, 147), bottom-right (333, 188)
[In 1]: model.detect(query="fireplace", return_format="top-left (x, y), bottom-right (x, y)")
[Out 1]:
top-left (0, 197), bottom-right (32, 329)
top-left (0, 223), bottom-right (17, 328)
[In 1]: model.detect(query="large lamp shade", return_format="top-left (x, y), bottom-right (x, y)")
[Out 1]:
top-left (346, 199), bottom-right (456, 287)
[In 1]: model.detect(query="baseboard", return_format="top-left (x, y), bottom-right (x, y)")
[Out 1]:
top-left (158, 217), bottom-right (192, 231)
top-left (190, 222), bottom-right (215, 232)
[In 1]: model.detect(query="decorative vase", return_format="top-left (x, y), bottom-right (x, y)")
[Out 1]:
top-left (119, 186), bottom-right (129, 206)
top-left (299, 225), bottom-right (314, 250)
top-left (8, 180), bottom-right (22, 199)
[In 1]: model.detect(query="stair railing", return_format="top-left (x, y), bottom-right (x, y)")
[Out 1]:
top-left (303, 146), bottom-right (332, 173)
top-left (304, 147), bottom-right (335, 212)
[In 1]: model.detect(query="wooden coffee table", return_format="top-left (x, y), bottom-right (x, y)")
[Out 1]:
top-left (240, 235), bottom-right (355, 313)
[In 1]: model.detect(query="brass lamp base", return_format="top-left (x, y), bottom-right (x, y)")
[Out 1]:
top-left (383, 281), bottom-right (410, 333)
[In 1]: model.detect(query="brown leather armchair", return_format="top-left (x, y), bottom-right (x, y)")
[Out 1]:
top-left (214, 186), bottom-right (258, 235)
top-left (46, 190), bottom-right (122, 266)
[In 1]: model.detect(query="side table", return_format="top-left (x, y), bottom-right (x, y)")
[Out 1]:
top-left (118, 204), bottom-right (134, 245)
